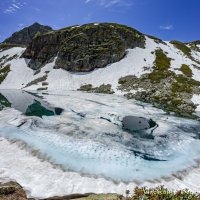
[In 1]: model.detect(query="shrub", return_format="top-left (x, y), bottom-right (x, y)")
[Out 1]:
top-left (131, 186), bottom-right (200, 200)
top-left (180, 64), bottom-right (193, 77)
top-left (148, 49), bottom-right (171, 82)
top-left (171, 81), bottom-right (192, 93)
top-left (154, 49), bottom-right (171, 71)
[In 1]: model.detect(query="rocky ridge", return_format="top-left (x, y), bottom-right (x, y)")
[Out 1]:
top-left (3, 23), bottom-right (53, 46)
top-left (22, 23), bottom-right (145, 72)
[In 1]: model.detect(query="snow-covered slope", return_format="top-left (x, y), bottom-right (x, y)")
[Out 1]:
top-left (0, 36), bottom-right (200, 91)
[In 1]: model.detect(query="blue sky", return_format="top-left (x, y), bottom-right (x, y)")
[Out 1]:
top-left (0, 0), bottom-right (199, 42)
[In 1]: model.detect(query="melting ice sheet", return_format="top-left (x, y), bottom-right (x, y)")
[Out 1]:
top-left (0, 90), bottom-right (200, 194)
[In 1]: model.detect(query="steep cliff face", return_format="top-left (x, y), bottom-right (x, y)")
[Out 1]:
top-left (3, 23), bottom-right (53, 46)
top-left (22, 23), bottom-right (145, 72)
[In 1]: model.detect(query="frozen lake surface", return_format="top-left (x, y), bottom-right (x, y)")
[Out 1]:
top-left (0, 90), bottom-right (200, 198)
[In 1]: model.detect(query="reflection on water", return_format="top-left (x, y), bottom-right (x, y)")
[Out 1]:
top-left (0, 90), bottom-right (63, 117)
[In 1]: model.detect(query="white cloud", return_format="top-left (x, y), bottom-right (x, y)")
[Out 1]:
top-left (3, 0), bottom-right (26, 14)
top-left (159, 25), bottom-right (173, 31)
top-left (85, 0), bottom-right (92, 3)
top-left (18, 23), bottom-right (24, 27)
top-left (84, 0), bottom-right (132, 8)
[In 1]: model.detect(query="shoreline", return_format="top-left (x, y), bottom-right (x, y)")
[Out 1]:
top-left (0, 137), bottom-right (200, 199)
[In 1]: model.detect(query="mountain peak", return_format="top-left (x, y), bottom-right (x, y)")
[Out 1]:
top-left (3, 22), bottom-right (53, 46)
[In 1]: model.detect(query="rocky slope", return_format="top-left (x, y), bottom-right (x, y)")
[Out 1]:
top-left (22, 23), bottom-right (145, 71)
top-left (1, 22), bottom-right (200, 117)
top-left (3, 23), bottom-right (53, 46)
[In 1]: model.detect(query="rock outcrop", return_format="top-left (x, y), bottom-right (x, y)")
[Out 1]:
top-left (78, 84), bottom-right (114, 94)
top-left (0, 181), bottom-right (27, 200)
top-left (0, 182), bottom-right (116, 200)
top-left (3, 23), bottom-right (53, 46)
top-left (22, 23), bottom-right (145, 72)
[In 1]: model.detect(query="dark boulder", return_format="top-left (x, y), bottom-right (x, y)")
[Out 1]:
top-left (0, 181), bottom-right (27, 200)
top-left (122, 116), bottom-right (157, 131)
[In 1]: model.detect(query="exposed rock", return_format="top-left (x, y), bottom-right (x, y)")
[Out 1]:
top-left (24, 75), bottom-right (47, 88)
top-left (3, 22), bottom-right (53, 46)
top-left (22, 23), bottom-right (145, 72)
top-left (122, 116), bottom-right (157, 131)
top-left (78, 84), bottom-right (114, 94)
top-left (0, 181), bottom-right (27, 200)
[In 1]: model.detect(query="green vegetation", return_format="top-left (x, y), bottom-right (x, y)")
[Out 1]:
top-left (79, 84), bottom-right (93, 91)
top-left (148, 49), bottom-right (171, 82)
top-left (56, 23), bottom-right (145, 43)
top-left (175, 74), bottom-right (200, 87)
top-left (171, 74), bottom-right (200, 95)
top-left (0, 64), bottom-right (10, 84)
top-left (171, 81), bottom-right (193, 93)
top-left (180, 64), bottom-right (193, 77)
top-left (154, 49), bottom-right (171, 70)
top-left (118, 49), bottom-right (200, 117)
top-left (0, 43), bottom-right (25, 50)
top-left (130, 186), bottom-right (200, 200)
top-left (34, 31), bottom-right (42, 39)
top-left (76, 187), bottom-right (200, 200)
top-left (170, 41), bottom-right (200, 65)
top-left (27, 23), bottom-right (146, 72)
top-left (118, 75), bottom-right (136, 85)
top-left (170, 40), bottom-right (192, 57)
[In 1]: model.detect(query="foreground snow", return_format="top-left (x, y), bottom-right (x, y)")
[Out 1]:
top-left (1, 136), bottom-right (200, 199)
top-left (0, 90), bottom-right (200, 198)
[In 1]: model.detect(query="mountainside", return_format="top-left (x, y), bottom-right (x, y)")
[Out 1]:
top-left (1, 22), bottom-right (200, 117)
top-left (3, 22), bottom-right (53, 46)
top-left (22, 23), bottom-right (145, 71)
